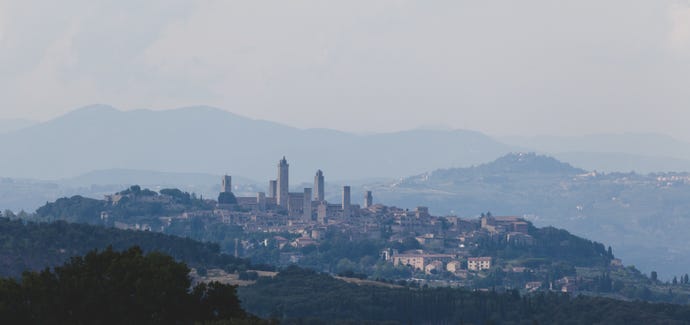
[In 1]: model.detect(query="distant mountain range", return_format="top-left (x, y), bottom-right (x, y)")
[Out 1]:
top-left (0, 105), bottom-right (514, 181)
top-left (3, 105), bottom-right (690, 182)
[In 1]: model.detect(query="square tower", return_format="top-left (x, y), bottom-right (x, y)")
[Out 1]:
top-left (277, 157), bottom-right (289, 207)
top-left (364, 191), bottom-right (373, 208)
top-left (314, 170), bottom-right (325, 201)
top-left (222, 175), bottom-right (232, 193)
top-left (342, 186), bottom-right (351, 218)
top-left (268, 180), bottom-right (277, 198)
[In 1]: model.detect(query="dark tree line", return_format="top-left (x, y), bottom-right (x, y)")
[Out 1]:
top-left (0, 246), bottom-right (268, 324)
top-left (0, 218), bottom-right (264, 278)
top-left (239, 266), bottom-right (690, 324)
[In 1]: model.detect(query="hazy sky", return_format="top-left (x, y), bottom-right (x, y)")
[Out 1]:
top-left (1, 1), bottom-right (690, 139)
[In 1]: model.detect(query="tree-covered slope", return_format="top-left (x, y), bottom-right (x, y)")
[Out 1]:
top-left (373, 153), bottom-right (690, 276)
top-left (239, 267), bottom-right (690, 324)
top-left (0, 246), bottom-right (265, 324)
top-left (0, 218), bottom-right (255, 278)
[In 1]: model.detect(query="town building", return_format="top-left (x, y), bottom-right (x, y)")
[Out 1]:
top-left (467, 257), bottom-right (492, 271)
top-left (415, 206), bottom-right (430, 218)
top-left (257, 192), bottom-right (266, 211)
top-left (287, 192), bottom-right (305, 217)
top-left (393, 251), bottom-right (455, 271)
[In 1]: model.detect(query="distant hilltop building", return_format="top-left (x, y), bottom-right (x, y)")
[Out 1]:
top-left (480, 215), bottom-right (529, 234)
top-left (219, 156), bottom-right (367, 221)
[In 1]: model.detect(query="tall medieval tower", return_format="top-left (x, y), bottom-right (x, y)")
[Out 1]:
top-left (222, 175), bottom-right (232, 193)
top-left (314, 170), bottom-right (325, 201)
top-left (342, 186), bottom-right (351, 218)
top-left (277, 156), bottom-right (289, 206)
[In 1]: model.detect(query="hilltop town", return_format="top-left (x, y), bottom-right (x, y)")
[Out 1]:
top-left (106, 157), bottom-right (540, 271)
top-left (36, 156), bottom-right (657, 297)
top-left (10, 154), bottom-right (690, 317)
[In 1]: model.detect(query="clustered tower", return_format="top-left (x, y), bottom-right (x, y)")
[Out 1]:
top-left (277, 157), bottom-right (289, 207)
top-left (268, 180), bottom-right (277, 198)
top-left (342, 186), bottom-right (351, 218)
top-left (222, 175), bottom-right (232, 193)
top-left (303, 188), bottom-right (312, 221)
top-left (314, 170), bottom-right (325, 201)
top-left (221, 156), bottom-right (368, 220)
top-left (364, 191), bottom-right (373, 208)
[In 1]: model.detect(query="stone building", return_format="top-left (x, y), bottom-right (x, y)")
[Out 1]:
top-left (467, 257), bottom-right (492, 271)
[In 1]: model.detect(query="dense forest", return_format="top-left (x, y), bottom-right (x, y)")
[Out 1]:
top-left (239, 266), bottom-right (690, 324)
top-left (0, 246), bottom-right (267, 324)
top-left (0, 218), bottom-right (263, 278)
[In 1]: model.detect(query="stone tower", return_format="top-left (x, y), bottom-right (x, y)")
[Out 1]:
top-left (257, 192), bottom-right (266, 211)
top-left (268, 180), bottom-right (277, 198)
top-left (222, 175), bottom-right (232, 193)
top-left (277, 156), bottom-right (289, 207)
top-left (364, 191), bottom-right (373, 208)
top-left (314, 170), bottom-right (325, 201)
top-left (342, 186), bottom-right (351, 218)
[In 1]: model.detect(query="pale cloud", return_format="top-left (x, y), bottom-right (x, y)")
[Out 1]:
top-left (9, 20), bottom-right (100, 117)
top-left (0, 0), bottom-right (690, 140)
top-left (668, 1), bottom-right (690, 54)
top-left (0, 2), bottom-right (5, 46)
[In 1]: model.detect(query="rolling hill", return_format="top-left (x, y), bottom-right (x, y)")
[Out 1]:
top-left (370, 153), bottom-right (690, 277)
top-left (501, 133), bottom-right (690, 173)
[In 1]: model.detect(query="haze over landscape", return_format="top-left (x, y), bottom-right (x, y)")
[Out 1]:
top-left (2, 1), bottom-right (690, 323)
top-left (2, 106), bottom-right (690, 277)
top-left (2, 1), bottom-right (690, 139)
